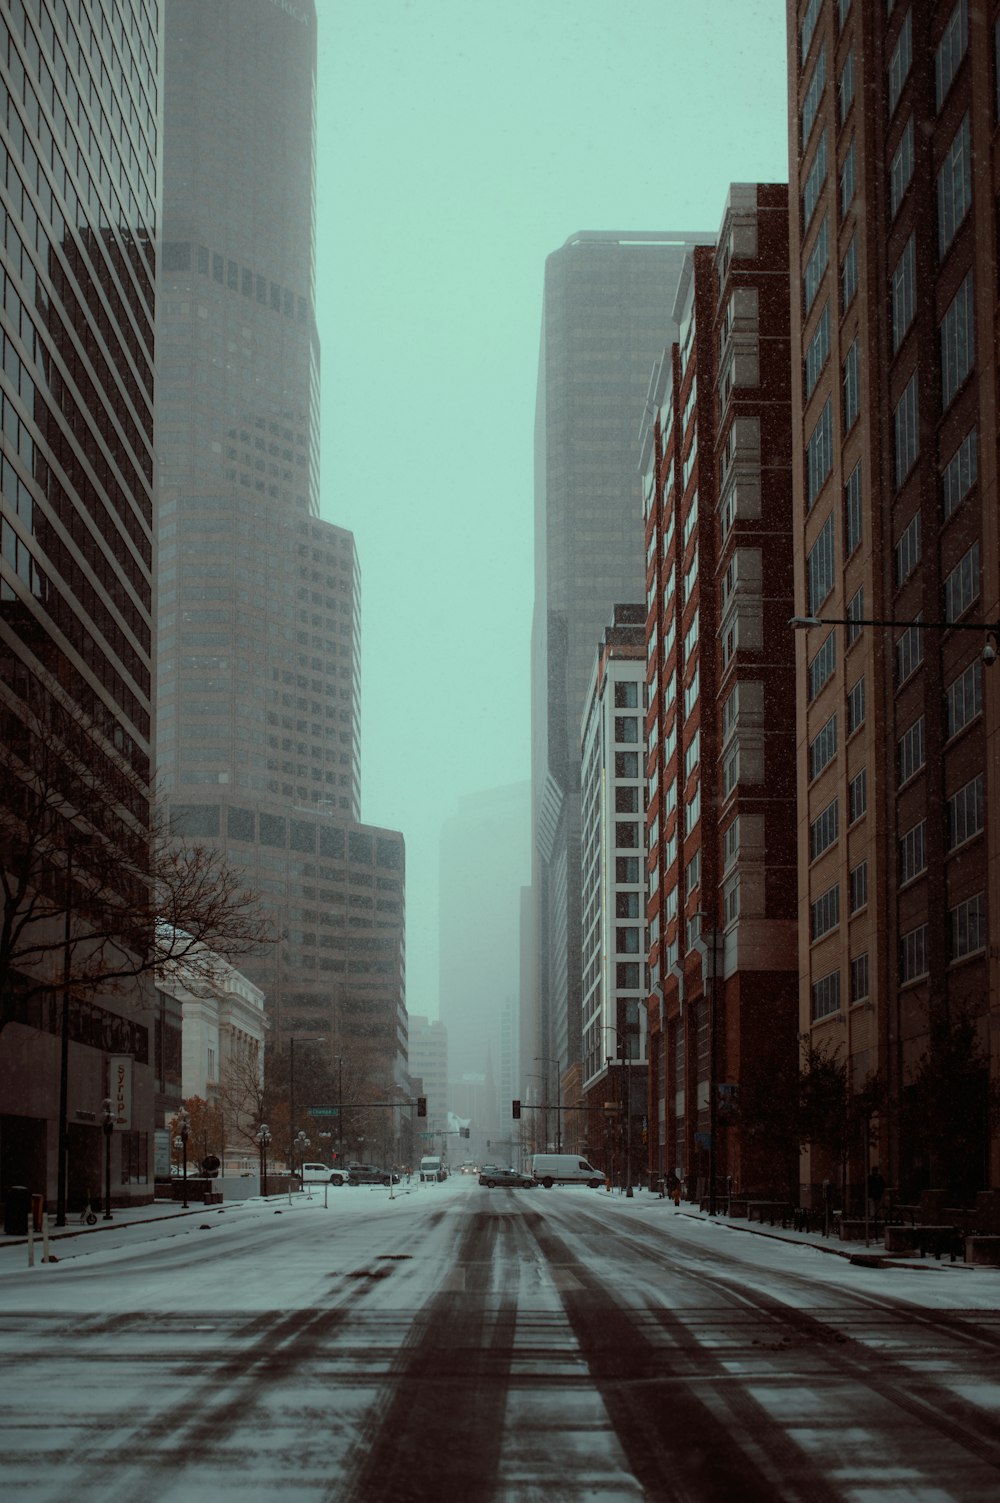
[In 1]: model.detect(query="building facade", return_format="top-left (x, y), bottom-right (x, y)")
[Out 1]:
top-left (157, 0), bottom-right (406, 1103)
top-left (0, 0), bottom-right (161, 1211)
top-left (642, 187), bottom-right (798, 1201)
top-left (788, 0), bottom-right (999, 1202)
top-left (529, 230), bottom-right (714, 1116)
top-left (579, 604), bottom-right (648, 1180)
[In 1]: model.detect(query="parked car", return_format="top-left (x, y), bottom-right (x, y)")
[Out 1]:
top-left (345, 1162), bottom-right (398, 1186)
top-left (479, 1167), bottom-right (534, 1189)
top-left (299, 1162), bottom-right (347, 1186)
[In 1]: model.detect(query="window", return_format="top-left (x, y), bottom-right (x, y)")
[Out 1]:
top-left (846, 586), bottom-right (865, 645)
top-left (801, 0), bottom-right (823, 64)
top-left (684, 730), bottom-right (700, 778)
top-left (686, 848), bottom-right (701, 892)
top-left (842, 341), bottom-right (859, 430)
top-left (946, 659), bottom-right (982, 737)
top-left (942, 429), bottom-right (977, 519)
top-left (847, 677), bottom-right (865, 734)
top-left (935, 0), bottom-right (968, 111)
top-left (894, 512), bottom-right (921, 586)
top-left (838, 0), bottom-right (852, 30)
top-left (849, 861), bottom-right (868, 913)
top-left (944, 541), bottom-right (980, 623)
top-left (615, 785), bottom-right (639, 813)
top-left (808, 513), bottom-right (836, 612)
top-left (685, 785), bottom-right (701, 836)
top-left (810, 798), bottom-right (839, 859)
top-left (888, 9), bottom-right (913, 116)
top-left (807, 399), bottom-right (833, 507)
top-left (804, 217), bottom-right (830, 313)
top-left (950, 891), bottom-right (985, 961)
top-left (614, 680), bottom-right (638, 708)
top-left (683, 665), bottom-right (699, 719)
top-left (808, 631), bottom-right (837, 700)
top-left (938, 117), bottom-right (971, 257)
top-left (841, 234), bottom-right (857, 310)
top-left (844, 464), bottom-right (862, 555)
top-left (616, 857), bottom-right (639, 883)
top-left (894, 374), bottom-right (919, 488)
top-left (802, 43), bottom-right (827, 144)
top-left (804, 131), bottom-right (828, 228)
top-left (940, 273), bottom-right (974, 409)
top-left (812, 970), bottom-right (841, 1021)
top-left (811, 885), bottom-right (840, 940)
top-left (898, 716), bottom-right (925, 784)
top-left (848, 768), bottom-right (867, 823)
top-left (616, 926), bottom-right (640, 953)
top-left (615, 752), bottom-right (639, 778)
top-left (723, 816), bottom-right (741, 869)
top-left (850, 953), bottom-right (869, 1003)
top-left (615, 821), bottom-right (639, 848)
top-left (615, 716), bottom-right (638, 743)
top-left (900, 923), bottom-right (928, 984)
top-left (896, 617), bottom-right (924, 683)
top-left (891, 235), bottom-right (916, 352)
top-left (889, 118), bottom-right (914, 219)
top-left (948, 773), bottom-right (984, 849)
top-left (805, 303), bottom-right (830, 398)
top-left (839, 49), bottom-right (854, 123)
top-left (839, 139), bottom-right (856, 219)
top-left (809, 714), bottom-right (838, 780)
top-left (899, 820), bottom-right (927, 884)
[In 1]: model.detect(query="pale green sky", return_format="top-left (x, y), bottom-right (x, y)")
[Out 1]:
top-left (315, 0), bottom-right (790, 1015)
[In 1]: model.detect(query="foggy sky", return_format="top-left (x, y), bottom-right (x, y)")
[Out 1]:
top-left (314, 1), bottom-right (789, 1016)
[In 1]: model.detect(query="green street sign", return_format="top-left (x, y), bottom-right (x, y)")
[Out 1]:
top-left (307, 1107), bottom-right (340, 1117)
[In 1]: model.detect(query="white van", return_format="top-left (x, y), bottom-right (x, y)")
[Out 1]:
top-left (532, 1153), bottom-right (604, 1188)
top-left (419, 1154), bottom-right (444, 1182)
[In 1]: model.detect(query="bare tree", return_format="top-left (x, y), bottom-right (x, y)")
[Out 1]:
top-left (0, 689), bottom-right (272, 1033)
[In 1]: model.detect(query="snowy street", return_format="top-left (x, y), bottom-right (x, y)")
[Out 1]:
top-left (2, 1176), bottom-right (1000, 1502)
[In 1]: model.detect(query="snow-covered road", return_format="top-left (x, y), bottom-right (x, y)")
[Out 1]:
top-left (2, 1178), bottom-right (999, 1502)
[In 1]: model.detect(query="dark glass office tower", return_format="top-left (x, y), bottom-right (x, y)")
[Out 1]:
top-left (0, 0), bottom-right (160, 1207)
top-left (157, 1), bottom-right (406, 1106)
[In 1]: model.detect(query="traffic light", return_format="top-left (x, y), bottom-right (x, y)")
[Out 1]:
top-left (512, 1099), bottom-right (521, 1119)
top-left (461, 1126), bottom-right (470, 1139)
top-left (416, 1096), bottom-right (427, 1118)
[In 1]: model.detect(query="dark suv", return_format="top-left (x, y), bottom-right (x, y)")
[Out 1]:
top-left (346, 1162), bottom-right (397, 1186)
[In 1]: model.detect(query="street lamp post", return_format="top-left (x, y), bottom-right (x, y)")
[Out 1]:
top-left (535, 1056), bottom-right (561, 1151)
top-left (337, 1055), bottom-right (345, 1165)
top-left (604, 1025), bottom-right (635, 1198)
top-left (256, 1122), bottom-right (271, 1196)
top-left (288, 1035), bottom-right (325, 1180)
top-left (101, 1097), bottom-right (114, 1220)
top-left (790, 612), bottom-right (1000, 659)
top-left (176, 1105), bottom-right (190, 1209)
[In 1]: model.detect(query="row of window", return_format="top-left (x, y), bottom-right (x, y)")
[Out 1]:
top-left (811, 889), bottom-right (983, 1021)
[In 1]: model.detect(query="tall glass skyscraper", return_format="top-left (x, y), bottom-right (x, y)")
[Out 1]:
top-left (157, 1), bottom-right (406, 1106)
top-left (0, 0), bottom-right (161, 1206)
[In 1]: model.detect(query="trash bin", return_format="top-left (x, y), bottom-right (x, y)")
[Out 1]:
top-left (3, 1185), bottom-right (30, 1236)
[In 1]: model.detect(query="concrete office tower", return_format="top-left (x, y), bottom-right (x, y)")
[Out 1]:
top-left (0, 0), bottom-right (160, 1207)
top-left (579, 605), bottom-right (648, 1174)
top-left (788, 0), bottom-right (999, 1201)
top-left (438, 782), bottom-right (529, 1083)
top-left (408, 1014), bottom-right (448, 1148)
top-left (641, 188), bottom-right (798, 1202)
top-left (157, 0), bottom-right (405, 1100)
top-left (529, 231), bottom-right (713, 1113)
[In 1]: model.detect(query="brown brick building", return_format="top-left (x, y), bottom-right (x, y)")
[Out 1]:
top-left (642, 185), bottom-right (799, 1201)
top-left (788, 0), bottom-right (999, 1203)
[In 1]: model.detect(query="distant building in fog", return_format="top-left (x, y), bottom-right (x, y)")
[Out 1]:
top-left (408, 1015), bottom-right (448, 1142)
top-left (438, 782), bottom-right (529, 1082)
top-left (156, 0), bottom-right (406, 1099)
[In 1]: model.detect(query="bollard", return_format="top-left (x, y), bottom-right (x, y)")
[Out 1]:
top-left (42, 1212), bottom-right (50, 1264)
top-left (26, 1217), bottom-right (34, 1269)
